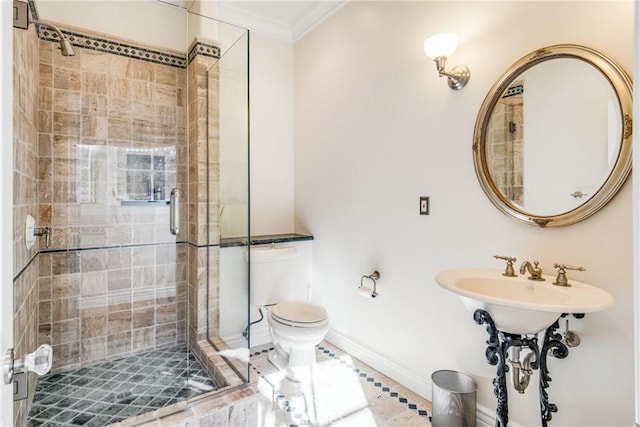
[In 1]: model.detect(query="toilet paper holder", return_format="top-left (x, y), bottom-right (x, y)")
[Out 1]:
top-left (360, 271), bottom-right (380, 298)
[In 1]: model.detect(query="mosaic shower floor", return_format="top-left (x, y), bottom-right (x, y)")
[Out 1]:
top-left (27, 344), bottom-right (217, 427)
top-left (250, 341), bottom-right (433, 426)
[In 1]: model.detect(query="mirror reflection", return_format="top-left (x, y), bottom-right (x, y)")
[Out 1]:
top-left (473, 45), bottom-right (632, 227)
top-left (486, 59), bottom-right (621, 216)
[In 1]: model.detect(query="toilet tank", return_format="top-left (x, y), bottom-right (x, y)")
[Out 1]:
top-left (249, 245), bottom-right (297, 306)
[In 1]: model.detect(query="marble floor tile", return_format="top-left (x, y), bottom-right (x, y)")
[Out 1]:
top-left (26, 344), bottom-right (216, 426)
top-left (250, 341), bottom-right (432, 426)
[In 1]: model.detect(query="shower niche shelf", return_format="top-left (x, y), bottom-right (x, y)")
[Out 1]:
top-left (120, 199), bottom-right (170, 206)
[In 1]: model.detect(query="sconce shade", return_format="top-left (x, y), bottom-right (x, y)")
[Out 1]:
top-left (423, 32), bottom-right (469, 90)
top-left (423, 33), bottom-right (458, 59)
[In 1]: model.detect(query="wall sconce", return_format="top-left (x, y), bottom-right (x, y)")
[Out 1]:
top-left (423, 33), bottom-right (470, 90)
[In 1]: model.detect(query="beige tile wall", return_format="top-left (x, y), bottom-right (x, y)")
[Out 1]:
top-left (186, 46), bottom-right (220, 346)
top-left (13, 18), bottom-right (233, 426)
top-left (38, 40), bottom-right (188, 250)
top-left (14, 28), bottom-right (40, 271)
top-left (37, 36), bottom-right (189, 369)
top-left (13, 23), bottom-right (41, 427)
top-left (37, 244), bottom-right (187, 369)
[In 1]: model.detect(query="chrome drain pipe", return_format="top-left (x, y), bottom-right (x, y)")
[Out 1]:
top-left (509, 346), bottom-right (535, 394)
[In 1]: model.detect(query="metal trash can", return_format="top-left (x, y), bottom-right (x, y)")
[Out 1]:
top-left (431, 370), bottom-right (477, 427)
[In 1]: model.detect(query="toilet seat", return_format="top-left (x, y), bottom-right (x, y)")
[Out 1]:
top-left (271, 301), bottom-right (327, 328)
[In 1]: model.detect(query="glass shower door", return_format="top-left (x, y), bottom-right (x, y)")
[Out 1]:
top-left (207, 28), bottom-right (251, 381)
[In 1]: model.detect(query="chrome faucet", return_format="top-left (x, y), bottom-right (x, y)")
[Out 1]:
top-left (519, 260), bottom-right (545, 281)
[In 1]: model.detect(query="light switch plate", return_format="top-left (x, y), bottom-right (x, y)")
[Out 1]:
top-left (419, 197), bottom-right (429, 215)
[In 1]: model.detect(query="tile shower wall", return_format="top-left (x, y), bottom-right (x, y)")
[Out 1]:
top-left (186, 42), bottom-right (220, 346)
top-left (13, 23), bottom-right (41, 427)
top-left (36, 32), bottom-right (188, 370)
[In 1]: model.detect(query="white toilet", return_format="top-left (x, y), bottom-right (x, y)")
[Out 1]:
top-left (249, 244), bottom-right (329, 381)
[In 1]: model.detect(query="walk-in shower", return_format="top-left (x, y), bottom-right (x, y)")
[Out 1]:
top-left (11, 1), bottom-right (250, 425)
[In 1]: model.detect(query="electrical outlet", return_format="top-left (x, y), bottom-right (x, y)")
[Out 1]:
top-left (419, 197), bottom-right (429, 215)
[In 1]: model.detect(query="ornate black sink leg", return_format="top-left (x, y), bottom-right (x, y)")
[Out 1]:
top-left (474, 311), bottom-right (578, 427)
top-left (474, 309), bottom-right (509, 427)
top-left (539, 315), bottom-right (569, 426)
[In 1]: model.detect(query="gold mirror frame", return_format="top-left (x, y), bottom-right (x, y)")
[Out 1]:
top-left (473, 44), bottom-right (633, 227)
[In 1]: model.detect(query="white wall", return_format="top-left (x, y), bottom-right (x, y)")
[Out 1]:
top-left (249, 34), bottom-right (295, 236)
top-left (293, 2), bottom-right (635, 425)
top-left (37, 0), bottom-right (188, 52)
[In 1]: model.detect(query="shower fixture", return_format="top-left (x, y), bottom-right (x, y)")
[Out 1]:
top-left (13, 0), bottom-right (75, 56)
top-left (31, 19), bottom-right (76, 56)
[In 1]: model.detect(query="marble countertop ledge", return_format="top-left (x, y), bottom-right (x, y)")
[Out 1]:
top-left (221, 233), bottom-right (314, 248)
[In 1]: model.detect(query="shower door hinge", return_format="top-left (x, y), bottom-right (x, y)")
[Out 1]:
top-left (13, 0), bottom-right (29, 29)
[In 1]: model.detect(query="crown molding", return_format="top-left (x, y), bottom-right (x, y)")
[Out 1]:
top-left (217, 0), bottom-right (348, 44)
top-left (217, 3), bottom-right (293, 42)
top-left (291, 0), bottom-right (347, 42)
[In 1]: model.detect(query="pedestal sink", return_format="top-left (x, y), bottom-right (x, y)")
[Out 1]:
top-left (437, 268), bottom-right (614, 426)
top-left (436, 268), bottom-right (614, 334)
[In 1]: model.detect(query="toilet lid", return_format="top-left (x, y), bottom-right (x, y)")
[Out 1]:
top-left (271, 301), bottom-right (327, 324)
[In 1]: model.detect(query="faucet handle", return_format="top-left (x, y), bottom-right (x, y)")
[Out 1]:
top-left (553, 263), bottom-right (586, 286)
top-left (494, 255), bottom-right (517, 277)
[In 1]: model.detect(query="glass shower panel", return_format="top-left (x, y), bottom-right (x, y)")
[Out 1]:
top-left (207, 29), bottom-right (250, 381)
top-left (18, 2), bottom-right (252, 424)
top-left (40, 42), bottom-right (193, 415)
top-left (19, 2), bottom-right (224, 424)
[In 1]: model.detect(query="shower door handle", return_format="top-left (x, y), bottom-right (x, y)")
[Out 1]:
top-left (169, 188), bottom-right (180, 236)
top-left (3, 344), bottom-right (52, 401)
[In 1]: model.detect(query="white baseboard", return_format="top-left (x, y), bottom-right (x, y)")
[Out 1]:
top-left (475, 404), bottom-right (525, 427)
top-left (248, 328), bottom-right (272, 348)
top-left (326, 329), bottom-right (525, 427)
top-left (325, 329), bottom-right (430, 398)
top-left (476, 403), bottom-right (499, 427)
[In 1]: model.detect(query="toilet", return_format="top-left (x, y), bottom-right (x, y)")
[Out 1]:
top-left (249, 244), bottom-right (329, 381)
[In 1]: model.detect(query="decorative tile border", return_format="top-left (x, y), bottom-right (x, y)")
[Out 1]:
top-left (249, 345), bottom-right (431, 426)
top-left (503, 83), bottom-right (524, 98)
top-left (38, 26), bottom-right (189, 68)
top-left (35, 22), bottom-right (220, 69)
top-left (27, 0), bottom-right (38, 20)
top-left (188, 41), bottom-right (221, 65)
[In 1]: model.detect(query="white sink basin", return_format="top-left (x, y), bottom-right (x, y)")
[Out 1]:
top-left (436, 269), bottom-right (614, 334)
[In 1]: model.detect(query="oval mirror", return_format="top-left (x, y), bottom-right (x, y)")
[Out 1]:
top-left (473, 44), bottom-right (633, 227)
